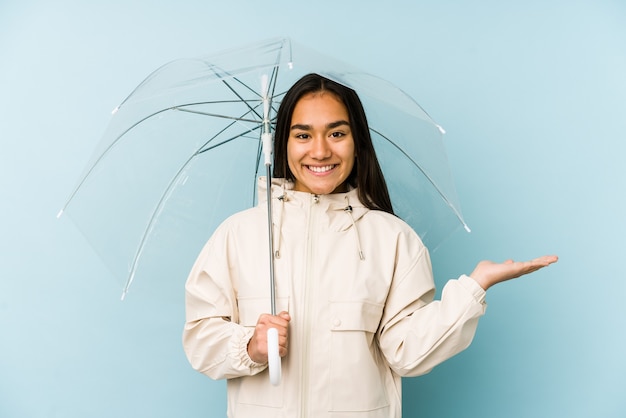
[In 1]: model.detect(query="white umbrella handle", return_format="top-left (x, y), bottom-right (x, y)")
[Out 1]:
top-left (267, 327), bottom-right (281, 386)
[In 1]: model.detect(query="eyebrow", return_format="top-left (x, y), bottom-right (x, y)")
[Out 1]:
top-left (290, 120), bottom-right (350, 131)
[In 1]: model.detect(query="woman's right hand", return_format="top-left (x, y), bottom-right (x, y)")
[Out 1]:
top-left (247, 311), bottom-right (291, 364)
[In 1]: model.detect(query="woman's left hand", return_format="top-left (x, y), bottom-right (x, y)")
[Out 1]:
top-left (470, 255), bottom-right (558, 290)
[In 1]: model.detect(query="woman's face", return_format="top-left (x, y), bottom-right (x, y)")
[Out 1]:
top-left (287, 92), bottom-right (355, 195)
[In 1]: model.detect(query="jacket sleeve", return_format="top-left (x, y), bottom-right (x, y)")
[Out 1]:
top-left (377, 231), bottom-right (487, 377)
top-left (182, 224), bottom-right (267, 380)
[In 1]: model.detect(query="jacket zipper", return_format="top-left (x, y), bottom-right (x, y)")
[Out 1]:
top-left (300, 193), bottom-right (319, 417)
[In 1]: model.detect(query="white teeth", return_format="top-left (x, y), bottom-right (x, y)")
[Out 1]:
top-left (308, 165), bottom-right (335, 173)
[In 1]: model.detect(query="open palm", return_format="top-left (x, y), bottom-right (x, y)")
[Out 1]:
top-left (470, 255), bottom-right (558, 290)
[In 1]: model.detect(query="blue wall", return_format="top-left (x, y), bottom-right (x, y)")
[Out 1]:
top-left (1, 1), bottom-right (624, 417)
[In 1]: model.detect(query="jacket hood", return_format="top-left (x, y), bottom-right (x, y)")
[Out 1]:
top-left (258, 176), bottom-right (369, 260)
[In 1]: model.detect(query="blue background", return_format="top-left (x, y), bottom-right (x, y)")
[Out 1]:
top-left (1, 1), bottom-right (625, 417)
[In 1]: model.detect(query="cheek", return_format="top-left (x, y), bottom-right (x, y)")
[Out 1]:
top-left (346, 144), bottom-right (356, 168)
top-left (348, 158), bottom-right (357, 178)
top-left (346, 147), bottom-right (357, 179)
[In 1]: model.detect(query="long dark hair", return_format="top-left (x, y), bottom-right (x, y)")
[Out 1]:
top-left (273, 73), bottom-right (394, 215)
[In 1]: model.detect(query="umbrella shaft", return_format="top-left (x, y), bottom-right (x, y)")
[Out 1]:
top-left (265, 164), bottom-right (277, 316)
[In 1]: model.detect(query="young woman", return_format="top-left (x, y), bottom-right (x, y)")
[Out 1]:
top-left (183, 74), bottom-right (557, 418)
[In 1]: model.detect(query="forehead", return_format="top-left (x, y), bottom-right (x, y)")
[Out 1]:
top-left (291, 92), bottom-right (349, 123)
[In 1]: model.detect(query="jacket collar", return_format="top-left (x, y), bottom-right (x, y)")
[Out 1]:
top-left (257, 177), bottom-right (369, 230)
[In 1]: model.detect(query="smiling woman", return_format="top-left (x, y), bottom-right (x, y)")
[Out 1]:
top-left (182, 73), bottom-right (557, 418)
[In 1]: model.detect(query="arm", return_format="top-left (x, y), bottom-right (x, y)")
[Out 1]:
top-left (378, 243), bottom-right (487, 377)
top-left (377, 232), bottom-right (557, 377)
top-left (183, 316), bottom-right (264, 380)
top-left (182, 229), bottom-right (267, 380)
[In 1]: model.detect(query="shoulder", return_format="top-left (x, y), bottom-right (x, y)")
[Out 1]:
top-left (223, 205), bottom-right (264, 227)
top-left (360, 210), bottom-right (427, 251)
top-left (222, 205), bottom-right (264, 225)
top-left (207, 206), bottom-right (264, 242)
top-left (363, 210), bottom-right (420, 235)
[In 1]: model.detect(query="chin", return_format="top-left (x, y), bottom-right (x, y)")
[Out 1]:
top-left (295, 179), bottom-right (348, 195)
top-left (316, 185), bottom-right (346, 195)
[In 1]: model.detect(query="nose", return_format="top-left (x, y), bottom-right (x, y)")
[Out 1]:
top-left (309, 135), bottom-right (331, 160)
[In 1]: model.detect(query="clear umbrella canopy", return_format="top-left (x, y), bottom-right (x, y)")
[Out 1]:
top-left (59, 37), bottom-right (469, 298)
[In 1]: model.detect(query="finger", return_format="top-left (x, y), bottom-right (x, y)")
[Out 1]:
top-left (257, 313), bottom-right (274, 326)
top-left (268, 314), bottom-right (291, 329)
top-left (279, 335), bottom-right (289, 350)
top-left (517, 257), bottom-right (556, 276)
top-left (278, 337), bottom-right (289, 357)
top-left (258, 313), bottom-right (289, 329)
top-left (526, 255), bottom-right (558, 268)
top-left (538, 254), bottom-right (559, 265)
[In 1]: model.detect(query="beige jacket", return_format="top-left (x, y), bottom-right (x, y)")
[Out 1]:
top-left (183, 178), bottom-right (487, 418)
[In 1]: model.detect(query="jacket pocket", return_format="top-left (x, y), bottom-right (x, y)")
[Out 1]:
top-left (234, 296), bottom-right (289, 409)
top-left (329, 301), bottom-right (390, 412)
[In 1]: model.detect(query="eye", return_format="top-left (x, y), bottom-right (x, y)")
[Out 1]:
top-left (295, 133), bottom-right (310, 140)
top-left (330, 131), bottom-right (345, 138)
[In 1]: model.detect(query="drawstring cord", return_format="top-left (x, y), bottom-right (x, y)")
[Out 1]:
top-left (272, 183), bottom-right (364, 262)
top-left (344, 196), bottom-right (365, 260)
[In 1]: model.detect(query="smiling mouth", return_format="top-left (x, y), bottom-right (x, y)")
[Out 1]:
top-left (307, 165), bottom-right (336, 173)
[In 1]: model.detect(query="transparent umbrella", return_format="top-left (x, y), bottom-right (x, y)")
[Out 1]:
top-left (58, 36), bottom-right (470, 383)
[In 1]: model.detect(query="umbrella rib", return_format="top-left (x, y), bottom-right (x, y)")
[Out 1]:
top-left (370, 127), bottom-right (469, 231)
top-left (197, 124), bottom-right (262, 154)
top-left (121, 154), bottom-right (194, 299)
top-left (203, 62), bottom-right (266, 121)
top-left (175, 105), bottom-right (260, 124)
top-left (203, 51), bottom-right (288, 129)
top-left (219, 78), bottom-right (264, 120)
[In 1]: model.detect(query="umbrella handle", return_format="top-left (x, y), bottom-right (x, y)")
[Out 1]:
top-left (267, 327), bottom-right (281, 386)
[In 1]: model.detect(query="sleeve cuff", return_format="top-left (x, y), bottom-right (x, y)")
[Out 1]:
top-left (234, 327), bottom-right (268, 370)
top-left (459, 274), bottom-right (487, 304)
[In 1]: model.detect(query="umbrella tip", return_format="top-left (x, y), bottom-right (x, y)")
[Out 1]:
top-left (56, 209), bottom-right (64, 219)
top-left (463, 224), bottom-right (471, 233)
top-left (288, 61), bottom-right (293, 70)
top-left (437, 124), bottom-right (446, 134)
top-left (111, 106), bottom-right (119, 115)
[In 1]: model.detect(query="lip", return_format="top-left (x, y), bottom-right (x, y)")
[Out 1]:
top-left (305, 164), bottom-right (337, 175)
